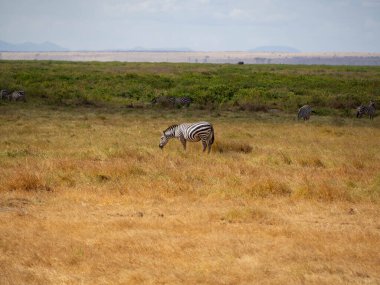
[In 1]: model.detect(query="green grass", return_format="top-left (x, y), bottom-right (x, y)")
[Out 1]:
top-left (1, 60), bottom-right (380, 116)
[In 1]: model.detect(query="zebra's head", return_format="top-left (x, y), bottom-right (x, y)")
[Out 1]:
top-left (369, 100), bottom-right (375, 108)
top-left (159, 134), bottom-right (169, 149)
top-left (159, 125), bottom-right (177, 149)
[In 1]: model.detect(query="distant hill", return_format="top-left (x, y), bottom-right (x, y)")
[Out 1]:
top-left (0, 40), bottom-right (68, 52)
top-left (250, 46), bottom-right (300, 53)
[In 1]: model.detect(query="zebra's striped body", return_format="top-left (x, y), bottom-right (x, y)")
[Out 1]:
top-left (159, 122), bottom-right (214, 153)
top-left (152, 96), bottom-right (192, 107)
top-left (0, 89), bottom-right (8, 100)
top-left (172, 97), bottom-right (192, 107)
top-left (297, 105), bottom-right (312, 121)
top-left (151, 96), bottom-right (173, 105)
top-left (9, 91), bottom-right (26, 102)
top-left (357, 101), bottom-right (375, 119)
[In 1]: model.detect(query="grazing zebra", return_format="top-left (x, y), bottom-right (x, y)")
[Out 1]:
top-left (152, 96), bottom-right (193, 107)
top-left (0, 89), bottom-right (8, 100)
top-left (297, 105), bottom-right (312, 120)
top-left (9, 90), bottom-right (26, 101)
top-left (159, 121), bottom-right (214, 153)
top-left (172, 97), bottom-right (193, 107)
top-left (151, 96), bottom-right (174, 106)
top-left (357, 101), bottom-right (376, 119)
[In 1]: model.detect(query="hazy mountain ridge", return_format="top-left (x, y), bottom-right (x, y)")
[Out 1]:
top-left (1, 41), bottom-right (302, 53)
top-left (0, 40), bottom-right (68, 52)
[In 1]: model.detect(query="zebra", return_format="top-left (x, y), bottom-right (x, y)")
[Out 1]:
top-left (159, 122), bottom-right (214, 153)
top-left (297, 105), bottom-right (312, 120)
top-left (172, 97), bottom-right (193, 107)
top-left (357, 101), bottom-right (376, 119)
top-left (152, 96), bottom-right (193, 107)
top-left (0, 89), bottom-right (8, 100)
top-left (151, 96), bottom-right (175, 106)
top-left (9, 90), bottom-right (26, 101)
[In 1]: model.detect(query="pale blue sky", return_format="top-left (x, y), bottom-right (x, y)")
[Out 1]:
top-left (1, 0), bottom-right (380, 52)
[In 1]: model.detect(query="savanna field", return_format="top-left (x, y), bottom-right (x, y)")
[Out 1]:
top-left (0, 61), bottom-right (380, 284)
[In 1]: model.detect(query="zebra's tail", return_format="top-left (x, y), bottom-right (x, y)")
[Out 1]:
top-left (210, 124), bottom-right (215, 145)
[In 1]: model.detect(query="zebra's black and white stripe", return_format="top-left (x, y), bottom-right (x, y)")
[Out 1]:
top-left (297, 105), bottom-right (312, 120)
top-left (12, 91), bottom-right (26, 101)
top-left (151, 96), bottom-right (173, 105)
top-left (357, 101), bottom-right (376, 119)
top-left (159, 121), bottom-right (214, 153)
top-left (152, 96), bottom-right (193, 107)
top-left (0, 89), bottom-right (8, 100)
top-left (172, 97), bottom-right (192, 107)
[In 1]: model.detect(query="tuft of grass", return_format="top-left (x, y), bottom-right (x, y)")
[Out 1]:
top-left (222, 207), bottom-right (283, 225)
top-left (96, 174), bottom-right (111, 182)
top-left (292, 177), bottom-right (351, 201)
top-left (246, 179), bottom-right (292, 198)
top-left (280, 152), bottom-right (292, 165)
top-left (5, 172), bottom-right (52, 192)
top-left (214, 141), bottom-right (253, 154)
top-left (4, 148), bottom-right (34, 158)
top-left (299, 157), bottom-right (325, 168)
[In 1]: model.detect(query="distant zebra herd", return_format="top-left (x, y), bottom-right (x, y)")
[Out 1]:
top-left (0, 89), bottom-right (377, 154)
top-left (356, 100), bottom-right (376, 119)
top-left (0, 90), bottom-right (26, 102)
top-left (161, 100), bottom-right (376, 153)
top-left (297, 101), bottom-right (376, 121)
top-left (151, 96), bottom-right (376, 121)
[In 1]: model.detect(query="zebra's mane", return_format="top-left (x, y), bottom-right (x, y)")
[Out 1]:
top-left (163, 124), bottom-right (178, 134)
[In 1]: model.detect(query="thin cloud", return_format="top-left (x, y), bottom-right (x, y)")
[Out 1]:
top-left (0, 0), bottom-right (379, 52)
top-left (361, 0), bottom-right (380, 7)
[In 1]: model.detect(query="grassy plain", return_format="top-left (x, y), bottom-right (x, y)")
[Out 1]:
top-left (0, 102), bottom-right (379, 284)
top-left (1, 60), bottom-right (380, 115)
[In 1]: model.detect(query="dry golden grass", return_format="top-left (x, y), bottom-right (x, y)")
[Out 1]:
top-left (0, 105), bottom-right (379, 284)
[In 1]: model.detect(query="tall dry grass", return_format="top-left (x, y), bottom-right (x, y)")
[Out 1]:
top-left (0, 105), bottom-right (379, 284)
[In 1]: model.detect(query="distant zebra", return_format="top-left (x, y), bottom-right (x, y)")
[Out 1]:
top-left (297, 105), bottom-right (312, 120)
top-left (152, 96), bottom-right (193, 107)
top-left (159, 121), bottom-right (214, 153)
top-left (151, 96), bottom-right (174, 105)
top-left (357, 101), bottom-right (376, 119)
top-left (9, 90), bottom-right (26, 102)
top-left (0, 89), bottom-right (8, 100)
top-left (172, 97), bottom-right (193, 107)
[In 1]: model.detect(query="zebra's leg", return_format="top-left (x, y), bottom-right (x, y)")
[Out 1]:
top-left (179, 135), bottom-right (187, 150)
top-left (207, 142), bottom-right (212, 153)
top-left (202, 140), bottom-right (207, 152)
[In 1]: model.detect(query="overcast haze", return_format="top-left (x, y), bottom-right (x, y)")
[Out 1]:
top-left (1, 0), bottom-right (380, 52)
